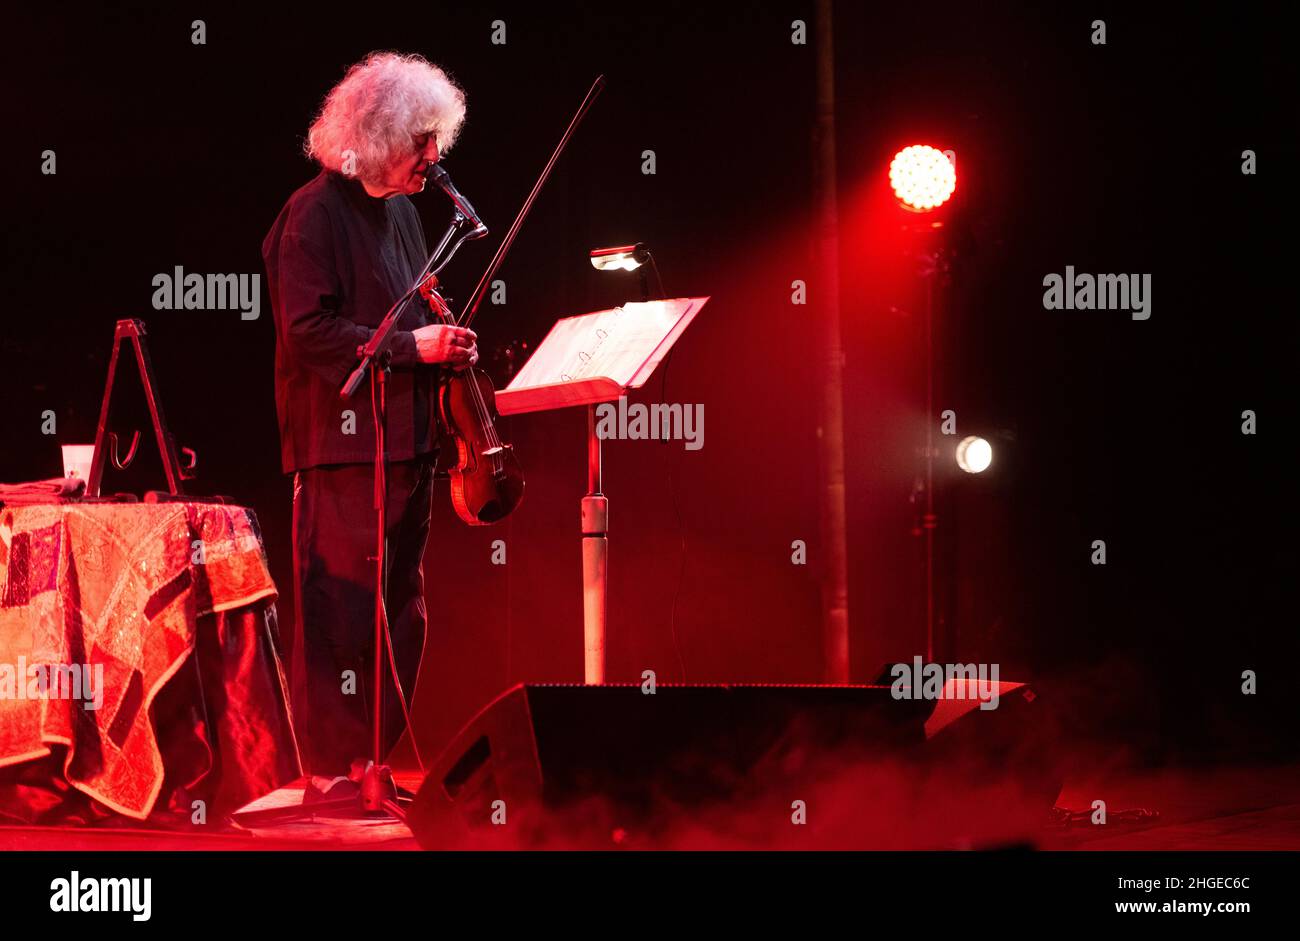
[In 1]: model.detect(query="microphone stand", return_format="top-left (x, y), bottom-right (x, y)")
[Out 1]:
top-left (338, 211), bottom-right (482, 818)
top-left (237, 211), bottom-right (482, 826)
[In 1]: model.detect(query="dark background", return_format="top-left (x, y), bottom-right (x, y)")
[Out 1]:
top-left (3, 2), bottom-right (1295, 766)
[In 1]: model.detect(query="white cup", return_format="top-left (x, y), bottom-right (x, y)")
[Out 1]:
top-left (61, 444), bottom-right (96, 481)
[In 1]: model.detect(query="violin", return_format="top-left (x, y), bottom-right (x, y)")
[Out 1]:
top-left (419, 273), bottom-right (524, 525)
top-left (413, 74), bottom-right (604, 526)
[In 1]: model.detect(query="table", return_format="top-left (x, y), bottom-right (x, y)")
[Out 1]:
top-left (0, 501), bottom-right (301, 823)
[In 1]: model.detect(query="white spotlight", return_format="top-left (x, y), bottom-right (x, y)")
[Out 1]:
top-left (955, 435), bottom-right (992, 474)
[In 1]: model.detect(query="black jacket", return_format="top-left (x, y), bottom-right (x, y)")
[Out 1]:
top-left (263, 170), bottom-right (437, 473)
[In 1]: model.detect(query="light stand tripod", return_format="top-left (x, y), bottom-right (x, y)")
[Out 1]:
top-left (914, 239), bottom-right (950, 665)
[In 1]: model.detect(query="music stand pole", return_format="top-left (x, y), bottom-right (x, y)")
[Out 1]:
top-left (579, 276), bottom-right (649, 685)
top-left (582, 406), bottom-right (607, 684)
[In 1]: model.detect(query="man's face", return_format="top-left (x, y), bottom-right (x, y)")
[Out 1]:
top-left (375, 131), bottom-right (440, 197)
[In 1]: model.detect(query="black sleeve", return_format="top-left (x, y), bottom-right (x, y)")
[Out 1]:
top-left (275, 206), bottom-right (420, 387)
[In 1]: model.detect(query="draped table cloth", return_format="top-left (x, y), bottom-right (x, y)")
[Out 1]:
top-left (0, 501), bottom-right (301, 823)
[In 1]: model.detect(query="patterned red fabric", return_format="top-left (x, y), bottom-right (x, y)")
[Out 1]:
top-left (0, 503), bottom-right (301, 820)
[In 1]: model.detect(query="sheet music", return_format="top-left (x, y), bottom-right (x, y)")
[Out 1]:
top-left (509, 299), bottom-right (700, 391)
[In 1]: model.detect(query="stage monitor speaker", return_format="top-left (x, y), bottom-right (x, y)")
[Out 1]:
top-left (406, 681), bottom-right (1051, 849)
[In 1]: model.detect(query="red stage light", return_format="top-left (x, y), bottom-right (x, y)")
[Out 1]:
top-left (889, 145), bottom-right (956, 212)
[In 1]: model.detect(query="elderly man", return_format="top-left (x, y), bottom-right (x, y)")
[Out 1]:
top-left (262, 52), bottom-right (477, 791)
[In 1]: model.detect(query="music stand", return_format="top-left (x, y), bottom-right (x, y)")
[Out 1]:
top-left (496, 296), bottom-right (708, 682)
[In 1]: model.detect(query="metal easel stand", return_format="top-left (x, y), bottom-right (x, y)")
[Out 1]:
top-left (86, 318), bottom-right (197, 500)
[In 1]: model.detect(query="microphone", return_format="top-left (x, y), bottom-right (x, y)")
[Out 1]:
top-left (425, 164), bottom-right (489, 239)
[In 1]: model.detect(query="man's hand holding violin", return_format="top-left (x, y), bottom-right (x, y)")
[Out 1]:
top-left (413, 324), bottom-right (478, 370)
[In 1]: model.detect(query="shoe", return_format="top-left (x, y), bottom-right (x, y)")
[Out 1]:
top-left (303, 775), bottom-right (362, 805)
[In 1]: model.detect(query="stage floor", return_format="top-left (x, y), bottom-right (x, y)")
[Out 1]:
top-left (2, 765), bottom-right (1297, 852)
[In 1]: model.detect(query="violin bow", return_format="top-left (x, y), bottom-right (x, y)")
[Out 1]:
top-left (457, 75), bottom-right (606, 329)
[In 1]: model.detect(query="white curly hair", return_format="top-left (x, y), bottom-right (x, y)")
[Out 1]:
top-left (306, 51), bottom-right (466, 182)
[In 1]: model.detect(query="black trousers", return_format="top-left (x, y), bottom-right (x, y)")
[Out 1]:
top-left (290, 458), bottom-right (434, 776)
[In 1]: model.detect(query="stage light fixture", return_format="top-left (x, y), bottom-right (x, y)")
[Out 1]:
top-left (889, 145), bottom-right (956, 212)
top-left (589, 243), bottom-right (649, 271)
top-left (955, 435), bottom-right (992, 474)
